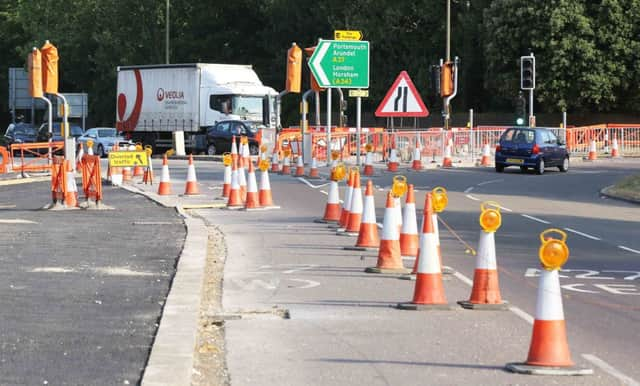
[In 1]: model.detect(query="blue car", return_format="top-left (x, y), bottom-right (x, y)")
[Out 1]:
top-left (495, 127), bottom-right (569, 175)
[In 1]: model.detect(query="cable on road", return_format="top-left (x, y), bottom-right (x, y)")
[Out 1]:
top-left (438, 216), bottom-right (477, 256)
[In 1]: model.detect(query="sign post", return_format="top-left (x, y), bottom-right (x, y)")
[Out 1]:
top-left (309, 39), bottom-right (370, 162)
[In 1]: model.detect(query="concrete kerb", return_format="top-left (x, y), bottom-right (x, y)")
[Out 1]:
top-left (117, 183), bottom-right (208, 386)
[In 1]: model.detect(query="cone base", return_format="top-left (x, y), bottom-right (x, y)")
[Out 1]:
top-left (336, 231), bottom-right (358, 237)
top-left (398, 273), bottom-right (452, 281)
top-left (505, 363), bottom-right (593, 376)
top-left (457, 300), bottom-right (509, 310)
top-left (343, 246), bottom-right (378, 251)
top-left (396, 302), bottom-right (456, 311)
top-left (314, 218), bottom-right (338, 224)
top-left (364, 267), bottom-right (411, 274)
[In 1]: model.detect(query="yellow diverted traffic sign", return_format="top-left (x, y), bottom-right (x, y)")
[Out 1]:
top-left (108, 151), bottom-right (149, 167)
top-left (334, 30), bottom-right (363, 41)
top-left (348, 89), bottom-right (369, 98)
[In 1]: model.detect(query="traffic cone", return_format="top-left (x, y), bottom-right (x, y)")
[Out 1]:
top-left (226, 158), bottom-right (243, 208)
top-left (143, 152), bottom-right (154, 185)
top-left (337, 170), bottom-right (354, 229)
top-left (75, 143), bottom-right (84, 171)
top-left (365, 192), bottom-right (410, 274)
top-left (587, 139), bottom-right (597, 160)
top-left (244, 161), bottom-right (261, 210)
top-left (64, 161), bottom-right (79, 208)
top-left (411, 147), bottom-right (422, 171)
top-left (611, 136), bottom-right (620, 158)
top-left (397, 193), bottom-right (452, 310)
top-left (400, 185), bottom-right (419, 258)
top-left (308, 150), bottom-right (320, 178)
top-left (294, 154), bottom-right (305, 176)
top-left (157, 155), bottom-right (172, 195)
top-left (222, 162), bottom-right (231, 197)
top-left (86, 143), bottom-right (94, 156)
top-left (242, 137), bottom-right (251, 168)
top-left (133, 163), bottom-right (144, 178)
top-left (231, 136), bottom-right (238, 162)
top-left (183, 154), bottom-right (200, 195)
top-left (480, 143), bottom-right (491, 166)
top-left (345, 180), bottom-right (379, 251)
top-left (122, 166), bottom-right (133, 183)
top-left (110, 165), bottom-right (123, 186)
top-left (259, 167), bottom-right (276, 208)
top-left (281, 154), bottom-right (291, 175)
top-left (340, 171), bottom-right (362, 236)
top-left (387, 147), bottom-right (399, 172)
top-left (458, 230), bottom-right (508, 310)
top-left (315, 178), bottom-right (341, 223)
top-left (271, 151), bottom-right (280, 173)
top-left (442, 142), bottom-right (453, 168)
top-left (237, 157), bottom-right (247, 202)
top-left (394, 196), bottom-right (403, 234)
top-left (506, 269), bottom-right (592, 375)
top-left (363, 150), bottom-right (374, 176)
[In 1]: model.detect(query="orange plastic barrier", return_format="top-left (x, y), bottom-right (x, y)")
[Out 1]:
top-left (81, 154), bottom-right (103, 204)
top-left (11, 141), bottom-right (64, 173)
top-left (50, 156), bottom-right (66, 204)
top-left (0, 146), bottom-right (9, 173)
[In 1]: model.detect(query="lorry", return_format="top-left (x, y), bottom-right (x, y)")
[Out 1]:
top-left (115, 63), bottom-right (278, 154)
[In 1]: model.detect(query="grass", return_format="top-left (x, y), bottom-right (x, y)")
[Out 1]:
top-left (605, 174), bottom-right (640, 202)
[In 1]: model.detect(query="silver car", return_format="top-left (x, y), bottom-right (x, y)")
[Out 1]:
top-left (77, 127), bottom-right (132, 157)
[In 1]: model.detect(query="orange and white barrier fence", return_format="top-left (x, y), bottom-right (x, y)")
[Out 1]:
top-left (81, 154), bottom-right (103, 206)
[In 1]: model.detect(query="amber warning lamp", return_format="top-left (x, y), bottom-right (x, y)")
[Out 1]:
top-left (539, 229), bottom-right (569, 270)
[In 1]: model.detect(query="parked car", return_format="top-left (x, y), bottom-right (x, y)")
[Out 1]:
top-left (37, 122), bottom-right (84, 142)
top-left (77, 127), bottom-right (132, 158)
top-left (494, 127), bottom-right (569, 175)
top-left (2, 123), bottom-right (38, 151)
top-left (205, 120), bottom-right (262, 155)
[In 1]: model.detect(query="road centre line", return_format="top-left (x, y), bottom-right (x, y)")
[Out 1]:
top-left (581, 354), bottom-right (640, 386)
top-left (465, 194), bottom-right (480, 201)
top-left (464, 187), bottom-right (474, 193)
top-left (0, 219), bottom-right (37, 224)
top-left (477, 178), bottom-right (504, 186)
top-left (619, 246), bottom-right (640, 255)
top-left (520, 214), bottom-right (551, 224)
top-left (564, 227), bottom-right (601, 241)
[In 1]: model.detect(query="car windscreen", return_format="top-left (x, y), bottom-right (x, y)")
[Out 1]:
top-left (98, 129), bottom-right (117, 137)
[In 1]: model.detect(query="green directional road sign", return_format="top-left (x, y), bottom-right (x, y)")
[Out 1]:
top-left (309, 40), bottom-right (369, 89)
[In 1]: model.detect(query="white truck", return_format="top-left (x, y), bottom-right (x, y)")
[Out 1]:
top-left (115, 63), bottom-right (278, 153)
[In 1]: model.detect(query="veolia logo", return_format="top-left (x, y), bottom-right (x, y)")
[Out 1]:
top-left (157, 88), bottom-right (165, 101)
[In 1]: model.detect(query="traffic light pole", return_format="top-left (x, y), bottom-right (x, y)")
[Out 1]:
top-left (529, 88), bottom-right (535, 127)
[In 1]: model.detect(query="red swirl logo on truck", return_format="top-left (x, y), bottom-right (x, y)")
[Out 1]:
top-left (116, 69), bottom-right (144, 132)
top-left (157, 88), bottom-right (165, 101)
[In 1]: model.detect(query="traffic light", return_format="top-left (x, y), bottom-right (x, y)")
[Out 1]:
top-left (516, 92), bottom-right (526, 125)
top-left (521, 56), bottom-right (535, 90)
top-left (430, 65), bottom-right (441, 97)
top-left (285, 42), bottom-right (302, 93)
top-left (440, 61), bottom-right (454, 97)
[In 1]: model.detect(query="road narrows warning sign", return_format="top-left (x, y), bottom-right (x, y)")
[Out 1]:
top-left (375, 71), bottom-right (429, 117)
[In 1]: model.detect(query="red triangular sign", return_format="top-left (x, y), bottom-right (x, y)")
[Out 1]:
top-left (375, 71), bottom-right (429, 117)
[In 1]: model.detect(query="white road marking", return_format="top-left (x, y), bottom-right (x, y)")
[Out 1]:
top-left (320, 190), bottom-right (328, 195)
top-left (377, 223), bottom-right (383, 229)
top-left (282, 264), bottom-right (318, 274)
top-left (465, 194), bottom-right (480, 201)
top-left (520, 214), bottom-right (550, 224)
top-left (477, 178), bottom-right (504, 186)
top-left (619, 245), bottom-right (640, 255)
top-left (581, 354), bottom-right (640, 386)
top-left (297, 177), bottom-right (330, 189)
top-left (0, 219), bottom-right (37, 224)
top-left (498, 205), bottom-right (513, 212)
top-left (464, 187), bottom-right (474, 193)
top-left (287, 278), bottom-right (320, 289)
top-left (561, 283), bottom-right (599, 294)
top-left (453, 271), bottom-right (473, 286)
top-left (564, 227), bottom-right (601, 241)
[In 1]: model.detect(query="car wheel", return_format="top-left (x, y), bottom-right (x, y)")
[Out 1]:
top-left (536, 158), bottom-right (545, 175)
top-left (98, 144), bottom-right (105, 158)
top-left (559, 157), bottom-right (569, 172)
top-left (207, 143), bottom-right (217, 156)
top-left (249, 144), bottom-right (259, 156)
top-left (520, 166), bottom-right (528, 173)
top-left (495, 163), bottom-right (504, 173)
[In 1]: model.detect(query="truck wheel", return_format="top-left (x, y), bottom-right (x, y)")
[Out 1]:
top-left (249, 144), bottom-right (259, 155)
top-left (207, 144), bottom-right (217, 156)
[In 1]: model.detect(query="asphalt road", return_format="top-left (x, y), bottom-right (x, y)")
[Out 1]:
top-left (0, 180), bottom-right (185, 385)
top-left (183, 158), bottom-right (639, 385)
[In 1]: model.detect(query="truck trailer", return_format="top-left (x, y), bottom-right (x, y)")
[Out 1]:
top-left (115, 63), bottom-right (278, 153)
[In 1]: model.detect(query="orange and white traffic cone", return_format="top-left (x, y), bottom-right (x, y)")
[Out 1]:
top-left (363, 150), bottom-right (374, 176)
top-left (231, 136), bottom-right (239, 162)
top-left (458, 203), bottom-right (507, 309)
top-left (315, 177), bottom-right (341, 223)
top-left (75, 143), bottom-right (84, 171)
top-left (308, 150), bottom-right (320, 178)
top-left (226, 158), bottom-right (243, 208)
top-left (480, 143), bottom-right (491, 166)
top-left (400, 184), bottom-right (419, 259)
top-left (122, 166), bottom-right (133, 183)
top-left (337, 170), bottom-right (354, 229)
top-left (237, 158), bottom-right (247, 202)
top-left (259, 167), bottom-right (277, 208)
top-left (86, 143), bottom-right (94, 156)
top-left (411, 147), bottom-right (422, 171)
top-left (340, 171), bottom-right (362, 236)
top-left (110, 165), bottom-right (123, 186)
top-left (133, 163), bottom-right (144, 178)
top-left (365, 192), bottom-right (410, 274)
top-left (611, 135), bottom-right (620, 158)
top-left (387, 147), bottom-right (399, 172)
top-left (242, 137), bottom-right (251, 168)
top-left (222, 162), bottom-right (231, 197)
top-left (587, 139), bottom-right (597, 160)
top-left (345, 180), bottom-right (379, 251)
top-left (183, 154), bottom-right (200, 195)
top-left (157, 155), bottom-right (172, 195)
top-left (442, 142), bottom-right (453, 168)
top-left (507, 230), bottom-right (591, 375)
top-left (281, 153), bottom-right (291, 175)
top-left (244, 161), bottom-right (261, 210)
top-left (294, 155), bottom-right (305, 177)
top-left (271, 151), bottom-right (280, 173)
top-left (64, 161), bottom-right (79, 208)
top-left (397, 193), bottom-right (452, 309)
